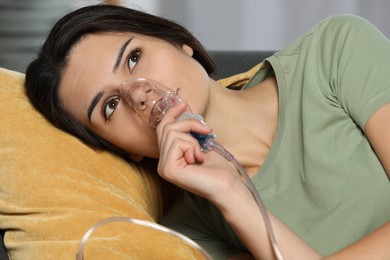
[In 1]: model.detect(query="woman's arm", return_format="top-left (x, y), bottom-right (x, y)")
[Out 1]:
top-left (157, 103), bottom-right (390, 259)
top-left (322, 103), bottom-right (390, 259)
top-left (231, 100), bottom-right (390, 259)
top-left (365, 102), bottom-right (390, 179)
top-left (156, 103), bottom-right (321, 259)
top-left (324, 221), bottom-right (390, 260)
top-left (310, 103), bottom-right (390, 260)
top-left (214, 170), bottom-right (321, 260)
top-left (320, 15), bottom-right (390, 260)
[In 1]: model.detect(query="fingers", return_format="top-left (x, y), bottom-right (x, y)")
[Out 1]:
top-left (156, 103), bottom-right (212, 160)
top-left (160, 132), bottom-right (204, 165)
top-left (156, 102), bottom-right (212, 139)
top-left (156, 102), bottom-right (216, 189)
top-left (158, 137), bottom-right (202, 180)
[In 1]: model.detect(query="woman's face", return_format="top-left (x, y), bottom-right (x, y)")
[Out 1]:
top-left (59, 32), bottom-right (211, 159)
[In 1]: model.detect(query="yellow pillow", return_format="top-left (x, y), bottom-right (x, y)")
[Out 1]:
top-left (0, 67), bottom-right (204, 259)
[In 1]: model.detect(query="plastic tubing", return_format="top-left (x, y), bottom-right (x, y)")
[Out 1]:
top-left (76, 216), bottom-right (212, 260)
top-left (178, 111), bottom-right (283, 259)
top-left (205, 138), bottom-right (284, 260)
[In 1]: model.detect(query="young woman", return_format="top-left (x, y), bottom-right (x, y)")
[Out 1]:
top-left (25, 4), bottom-right (390, 259)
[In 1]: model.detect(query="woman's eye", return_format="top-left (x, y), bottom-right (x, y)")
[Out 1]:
top-left (104, 97), bottom-right (119, 120)
top-left (127, 48), bottom-right (141, 71)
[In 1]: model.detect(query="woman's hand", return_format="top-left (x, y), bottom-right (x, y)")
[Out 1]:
top-left (156, 102), bottom-right (243, 204)
top-left (156, 103), bottom-right (323, 259)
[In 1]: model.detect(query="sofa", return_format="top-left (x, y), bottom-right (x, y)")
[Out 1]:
top-left (0, 50), bottom-right (274, 259)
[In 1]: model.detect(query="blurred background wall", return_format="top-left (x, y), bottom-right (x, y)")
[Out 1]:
top-left (1, 0), bottom-right (390, 73)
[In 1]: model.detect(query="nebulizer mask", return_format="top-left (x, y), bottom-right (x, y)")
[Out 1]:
top-left (76, 78), bottom-right (283, 260)
top-left (119, 78), bottom-right (216, 150)
top-left (119, 78), bottom-right (186, 128)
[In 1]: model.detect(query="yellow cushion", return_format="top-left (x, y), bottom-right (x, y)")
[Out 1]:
top-left (0, 67), bottom-right (204, 259)
top-left (217, 63), bottom-right (263, 88)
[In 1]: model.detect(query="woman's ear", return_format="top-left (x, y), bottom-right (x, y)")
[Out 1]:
top-left (129, 153), bottom-right (144, 162)
top-left (181, 44), bottom-right (193, 57)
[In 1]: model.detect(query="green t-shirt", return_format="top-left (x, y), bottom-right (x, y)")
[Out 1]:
top-left (163, 14), bottom-right (390, 259)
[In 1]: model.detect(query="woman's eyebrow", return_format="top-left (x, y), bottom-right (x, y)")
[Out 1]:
top-left (87, 90), bottom-right (104, 122)
top-left (113, 37), bottom-right (133, 72)
top-left (87, 37), bottom-right (134, 122)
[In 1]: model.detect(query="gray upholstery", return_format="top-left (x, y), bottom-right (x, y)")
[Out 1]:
top-left (210, 50), bottom-right (275, 79)
top-left (0, 230), bottom-right (5, 259)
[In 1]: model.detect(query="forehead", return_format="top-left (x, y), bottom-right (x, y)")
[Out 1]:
top-left (59, 33), bottom-right (132, 123)
top-left (68, 32), bottom-right (134, 71)
top-left (62, 31), bottom-right (165, 84)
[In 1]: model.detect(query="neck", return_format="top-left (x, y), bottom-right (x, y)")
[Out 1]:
top-left (203, 77), bottom-right (278, 176)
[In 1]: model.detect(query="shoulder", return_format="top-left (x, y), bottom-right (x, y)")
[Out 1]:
top-left (323, 13), bottom-right (369, 23)
top-left (315, 14), bottom-right (380, 39)
top-left (274, 14), bottom-right (375, 58)
top-left (307, 14), bottom-right (386, 59)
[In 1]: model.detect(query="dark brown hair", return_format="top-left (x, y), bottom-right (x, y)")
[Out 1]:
top-left (25, 4), bottom-right (216, 155)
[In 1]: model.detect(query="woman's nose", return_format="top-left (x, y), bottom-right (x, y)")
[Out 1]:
top-left (118, 78), bottom-right (185, 127)
top-left (120, 79), bottom-right (152, 112)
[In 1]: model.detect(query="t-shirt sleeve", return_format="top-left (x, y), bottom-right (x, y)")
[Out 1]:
top-left (315, 15), bottom-right (390, 130)
top-left (162, 191), bottom-right (249, 259)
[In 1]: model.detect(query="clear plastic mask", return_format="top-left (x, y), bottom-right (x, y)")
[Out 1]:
top-left (119, 78), bottom-right (191, 128)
